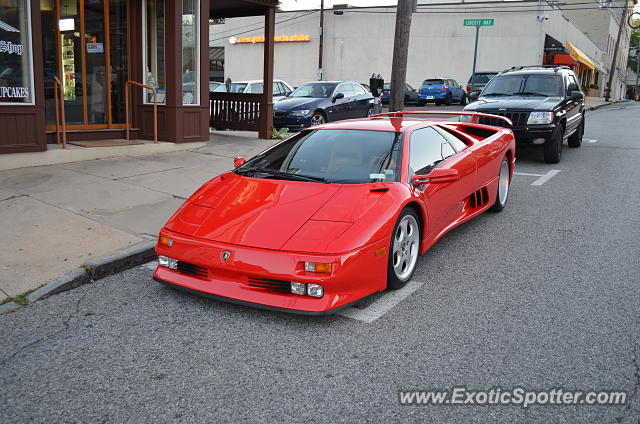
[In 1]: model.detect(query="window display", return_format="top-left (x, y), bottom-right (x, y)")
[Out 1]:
top-left (0, 0), bottom-right (34, 104)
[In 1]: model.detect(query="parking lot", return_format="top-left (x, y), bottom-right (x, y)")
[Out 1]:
top-left (1, 103), bottom-right (639, 423)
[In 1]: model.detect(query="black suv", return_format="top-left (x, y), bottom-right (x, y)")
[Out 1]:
top-left (463, 66), bottom-right (585, 163)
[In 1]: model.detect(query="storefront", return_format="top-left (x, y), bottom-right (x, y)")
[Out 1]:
top-left (542, 34), bottom-right (601, 95)
top-left (0, 0), bottom-right (277, 154)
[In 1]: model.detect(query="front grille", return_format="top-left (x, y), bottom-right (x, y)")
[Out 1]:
top-left (177, 261), bottom-right (208, 278)
top-left (247, 277), bottom-right (291, 292)
top-left (273, 111), bottom-right (287, 119)
top-left (478, 111), bottom-right (529, 128)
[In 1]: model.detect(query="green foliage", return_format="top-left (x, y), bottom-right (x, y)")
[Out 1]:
top-left (272, 127), bottom-right (289, 139)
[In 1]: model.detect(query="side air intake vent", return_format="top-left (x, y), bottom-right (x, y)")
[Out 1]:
top-left (469, 187), bottom-right (489, 209)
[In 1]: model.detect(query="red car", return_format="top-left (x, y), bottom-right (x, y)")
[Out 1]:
top-left (153, 111), bottom-right (515, 314)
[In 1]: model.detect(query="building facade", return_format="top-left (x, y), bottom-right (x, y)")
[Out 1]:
top-left (211, 2), bottom-right (616, 97)
top-left (0, 0), bottom-right (276, 154)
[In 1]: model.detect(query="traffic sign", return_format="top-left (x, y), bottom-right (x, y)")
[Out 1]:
top-left (464, 19), bottom-right (494, 27)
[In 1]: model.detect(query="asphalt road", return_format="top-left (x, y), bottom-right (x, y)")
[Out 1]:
top-left (2, 102), bottom-right (639, 423)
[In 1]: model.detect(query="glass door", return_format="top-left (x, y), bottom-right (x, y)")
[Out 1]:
top-left (42, 0), bottom-right (128, 130)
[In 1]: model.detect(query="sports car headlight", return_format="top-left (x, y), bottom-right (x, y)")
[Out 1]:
top-left (307, 284), bottom-right (324, 298)
top-left (158, 255), bottom-right (177, 269)
top-left (527, 111), bottom-right (554, 125)
top-left (459, 114), bottom-right (473, 123)
top-left (289, 110), bottom-right (310, 117)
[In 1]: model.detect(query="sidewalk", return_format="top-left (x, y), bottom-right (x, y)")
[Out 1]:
top-left (585, 96), bottom-right (626, 110)
top-left (0, 131), bottom-right (277, 303)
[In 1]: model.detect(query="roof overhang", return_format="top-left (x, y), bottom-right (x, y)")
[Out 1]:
top-left (211, 0), bottom-right (277, 19)
top-left (567, 43), bottom-right (596, 70)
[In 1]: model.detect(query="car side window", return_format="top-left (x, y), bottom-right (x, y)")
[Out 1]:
top-left (353, 84), bottom-right (367, 96)
top-left (568, 75), bottom-right (580, 93)
top-left (434, 126), bottom-right (468, 152)
top-left (406, 83), bottom-right (414, 91)
top-left (248, 83), bottom-right (264, 94)
top-left (451, 80), bottom-right (458, 88)
top-left (273, 82), bottom-right (283, 96)
top-left (335, 84), bottom-right (349, 98)
top-left (409, 127), bottom-right (452, 175)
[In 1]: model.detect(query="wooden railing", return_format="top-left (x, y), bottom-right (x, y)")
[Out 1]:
top-left (125, 80), bottom-right (157, 143)
top-left (209, 92), bottom-right (262, 131)
top-left (53, 77), bottom-right (67, 149)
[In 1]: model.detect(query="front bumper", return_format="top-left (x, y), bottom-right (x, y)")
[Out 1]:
top-left (512, 124), bottom-right (557, 144)
top-left (273, 114), bottom-right (312, 131)
top-left (153, 229), bottom-right (389, 314)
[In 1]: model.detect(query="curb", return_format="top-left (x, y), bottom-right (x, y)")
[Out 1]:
top-left (0, 240), bottom-right (157, 315)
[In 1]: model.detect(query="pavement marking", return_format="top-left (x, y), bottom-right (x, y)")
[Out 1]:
top-left (338, 280), bottom-right (424, 323)
top-left (514, 171), bottom-right (544, 177)
top-left (531, 169), bottom-right (561, 186)
top-left (142, 261), bottom-right (158, 271)
top-left (586, 139), bottom-right (598, 143)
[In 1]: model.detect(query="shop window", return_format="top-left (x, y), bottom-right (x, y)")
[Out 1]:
top-left (0, 0), bottom-right (34, 104)
top-left (143, 0), bottom-right (165, 104)
top-left (182, 0), bottom-right (199, 105)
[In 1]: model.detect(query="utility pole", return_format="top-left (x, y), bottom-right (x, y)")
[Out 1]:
top-left (390, 0), bottom-right (417, 112)
top-left (318, 0), bottom-right (324, 80)
top-left (605, 0), bottom-right (631, 101)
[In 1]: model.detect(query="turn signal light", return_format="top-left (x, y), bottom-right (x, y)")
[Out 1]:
top-left (304, 262), bottom-right (333, 273)
top-left (159, 236), bottom-right (173, 247)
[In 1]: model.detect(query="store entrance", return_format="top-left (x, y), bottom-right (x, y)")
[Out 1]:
top-left (41, 0), bottom-right (128, 130)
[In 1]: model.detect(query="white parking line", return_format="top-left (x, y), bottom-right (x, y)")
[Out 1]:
top-left (338, 280), bottom-right (424, 323)
top-left (514, 171), bottom-right (544, 177)
top-left (531, 169), bottom-right (561, 186)
top-left (585, 139), bottom-right (598, 143)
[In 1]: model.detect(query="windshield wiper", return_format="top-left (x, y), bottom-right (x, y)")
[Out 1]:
top-left (483, 92), bottom-right (510, 96)
top-left (513, 91), bottom-right (547, 96)
top-left (236, 168), bottom-right (329, 183)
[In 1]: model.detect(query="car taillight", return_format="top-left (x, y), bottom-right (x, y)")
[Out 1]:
top-left (466, 85), bottom-right (471, 92)
top-left (442, 86), bottom-right (447, 92)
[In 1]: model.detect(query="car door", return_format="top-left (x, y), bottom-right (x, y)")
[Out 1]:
top-left (564, 73), bottom-right (583, 135)
top-left (405, 83), bottom-right (418, 104)
top-left (450, 80), bottom-right (461, 101)
top-left (326, 83), bottom-right (351, 122)
top-left (351, 83), bottom-right (372, 118)
top-left (409, 127), bottom-right (477, 239)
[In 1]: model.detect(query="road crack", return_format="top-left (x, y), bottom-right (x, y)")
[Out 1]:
top-left (615, 345), bottom-right (640, 423)
top-left (0, 292), bottom-right (88, 366)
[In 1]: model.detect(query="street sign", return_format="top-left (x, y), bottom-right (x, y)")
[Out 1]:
top-left (464, 19), bottom-right (494, 27)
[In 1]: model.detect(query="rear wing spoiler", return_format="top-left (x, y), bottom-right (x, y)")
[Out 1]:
top-left (370, 111), bottom-right (513, 128)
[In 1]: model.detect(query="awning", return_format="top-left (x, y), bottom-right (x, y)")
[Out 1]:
top-left (567, 43), bottom-right (595, 70)
top-left (553, 54), bottom-right (577, 66)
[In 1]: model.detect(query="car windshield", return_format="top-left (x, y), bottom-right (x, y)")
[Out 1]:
top-left (213, 83), bottom-right (249, 93)
top-left (289, 83), bottom-right (338, 98)
top-left (235, 129), bottom-right (403, 184)
top-left (469, 73), bottom-right (497, 84)
top-left (423, 79), bottom-right (444, 85)
top-left (483, 74), bottom-right (563, 97)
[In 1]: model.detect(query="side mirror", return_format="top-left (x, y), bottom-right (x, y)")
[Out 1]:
top-left (333, 92), bottom-right (345, 102)
top-left (411, 168), bottom-right (459, 185)
top-left (468, 91), bottom-right (480, 101)
top-left (233, 157), bottom-right (247, 168)
top-left (569, 91), bottom-right (584, 101)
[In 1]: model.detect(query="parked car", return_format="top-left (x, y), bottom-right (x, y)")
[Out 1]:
top-left (463, 65), bottom-right (584, 163)
top-left (381, 82), bottom-right (421, 105)
top-left (466, 72), bottom-right (499, 97)
top-left (418, 78), bottom-right (466, 106)
top-left (154, 111), bottom-right (515, 314)
top-left (213, 79), bottom-right (294, 102)
top-left (209, 81), bottom-right (223, 92)
top-left (272, 81), bottom-right (374, 131)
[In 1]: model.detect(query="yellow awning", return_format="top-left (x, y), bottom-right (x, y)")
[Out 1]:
top-left (567, 43), bottom-right (595, 70)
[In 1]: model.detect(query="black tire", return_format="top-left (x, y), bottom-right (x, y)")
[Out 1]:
top-left (490, 158), bottom-right (510, 213)
top-left (460, 94), bottom-right (467, 106)
top-left (366, 107), bottom-right (374, 118)
top-left (387, 208), bottom-right (421, 290)
top-left (444, 93), bottom-right (452, 106)
top-left (418, 100), bottom-right (426, 106)
top-left (568, 117), bottom-right (584, 148)
top-left (543, 126), bottom-right (563, 164)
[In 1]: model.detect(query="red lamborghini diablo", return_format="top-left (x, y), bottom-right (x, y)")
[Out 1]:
top-left (153, 111), bottom-right (516, 314)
